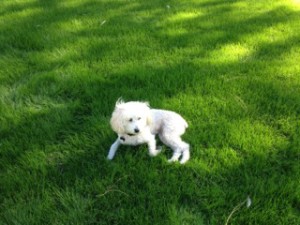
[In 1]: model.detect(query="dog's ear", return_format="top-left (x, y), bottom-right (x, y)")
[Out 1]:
top-left (142, 102), bottom-right (152, 126)
top-left (110, 107), bottom-right (124, 134)
top-left (116, 98), bottom-right (124, 108)
top-left (146, 113), bottom-right (152, 126)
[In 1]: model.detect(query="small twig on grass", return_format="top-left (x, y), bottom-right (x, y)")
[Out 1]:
top-left (100, 20), bottom-right (106, 26)
top-left (114, 175), bottom-right (130, 184)
top-left (225, 196), bottom-right (252, 225)
top-left (97, 188), bottom-right (129, 198)
top-left (97, 175), bottom-right (130, 198)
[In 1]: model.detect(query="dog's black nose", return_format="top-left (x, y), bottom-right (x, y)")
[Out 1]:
top-left (134, 128), bottom-right (140, 133)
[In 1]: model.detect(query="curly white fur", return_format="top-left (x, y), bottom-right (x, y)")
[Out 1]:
top-left (107, 100), bottom-right (190, 164)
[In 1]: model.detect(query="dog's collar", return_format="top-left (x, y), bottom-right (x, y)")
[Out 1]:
top-left (120, 136), bottom-right (125, 141)
top-left (119, 133), bottom-right (136, 142)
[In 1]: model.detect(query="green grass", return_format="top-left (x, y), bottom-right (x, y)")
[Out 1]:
top-left (0, 0), bottom-right (300, 224)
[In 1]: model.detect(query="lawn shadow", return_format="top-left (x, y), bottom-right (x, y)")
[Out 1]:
top-left (1, 0), bottom-right (300, 224)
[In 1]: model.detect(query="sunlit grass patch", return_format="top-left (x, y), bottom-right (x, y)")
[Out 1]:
top-left (290, 0), bottom-right (300, 8)
top-left (167, 11), bottom-right (202, 23)
top-left (0, 0), bottom-right (299, 224)
top-left (210, 43), bottom-right (253, 63)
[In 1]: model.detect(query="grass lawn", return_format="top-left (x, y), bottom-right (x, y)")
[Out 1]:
top-left (1, 0), bottom-right (300, 224)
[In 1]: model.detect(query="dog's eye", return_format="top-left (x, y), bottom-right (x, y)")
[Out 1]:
top-left (129, 118), bottom-right (133, 122)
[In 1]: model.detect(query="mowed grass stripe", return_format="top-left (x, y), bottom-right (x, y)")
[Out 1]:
top-left (0, 0), bottom-right (299, 224)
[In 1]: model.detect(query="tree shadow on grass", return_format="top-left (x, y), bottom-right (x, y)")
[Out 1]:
top-left (1, 0), bottom-right (300, 224)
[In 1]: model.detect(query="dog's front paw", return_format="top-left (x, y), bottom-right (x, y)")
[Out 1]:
top-left (107, 152), bottom-right (115, 160)
top-left (149, 148), bottom-right (161, 157)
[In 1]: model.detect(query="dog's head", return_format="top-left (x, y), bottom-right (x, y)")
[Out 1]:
top-left (110, 99), bottom-right (152, 135)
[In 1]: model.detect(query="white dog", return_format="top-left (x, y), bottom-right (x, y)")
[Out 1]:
top-left (107, 100), bottom-right (190, 164)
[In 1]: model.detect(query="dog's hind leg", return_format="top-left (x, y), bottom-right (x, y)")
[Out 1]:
top-left (180, 145), bottom-right (190, 164)
top-left (159, 133), bottom-right (190, 164)
top-left (168, 151), bottom-right (181, 162)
